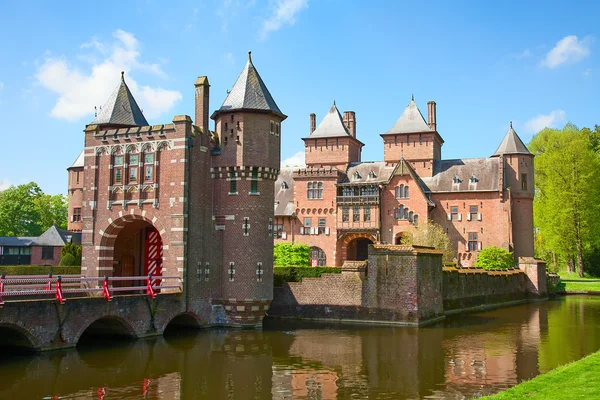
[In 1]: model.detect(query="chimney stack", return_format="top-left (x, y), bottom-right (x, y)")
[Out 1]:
top-left (310, 113), bottom-right (316, 134)
top-left (194, 76), bottom-right (210, 135)
top-left (427, 101), bottom-right (437, 131)
top-left (343, 111), bottom-right (356, 138)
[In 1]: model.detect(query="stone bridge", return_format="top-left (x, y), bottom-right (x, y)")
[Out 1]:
top-left (0, 293), bottom-right (215, 351)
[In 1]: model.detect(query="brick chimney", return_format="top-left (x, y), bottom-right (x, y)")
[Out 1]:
top-left (343, 111), bottom-right (356, 138)
top-left (427, 101), bottom-right (437, 131)
top-left (310, 113), bottom-right (316, 134)
top-left (194, 76), bottom-right (210, 135)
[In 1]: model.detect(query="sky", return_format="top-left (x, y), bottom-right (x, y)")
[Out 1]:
top-left (0, 0), bottom-right (598, 195)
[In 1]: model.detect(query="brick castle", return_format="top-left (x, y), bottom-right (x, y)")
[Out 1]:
top-left (273, 98), bottom-right (534, 267)
top-left (67, 52), bottom-right (283, 327)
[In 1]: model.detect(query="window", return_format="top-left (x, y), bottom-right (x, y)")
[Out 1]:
top-left (318, 218), bottom-right (326, 234)
top-left (468, 232), bottom-right (479, 251)
top-left (408, 211), bottom-right (414, 223)
top-left (230, 180), bottom-right (237, 194)
top-left (413, 215), bottom-right (419, 226)
top-left (243, 218), bottom-right (250, 236)
top-left (129, 167), bottom-right (137, 183)
top-left (304, 217), bottom-right (311, 227)
top-left (469, 205), bottom-right (478, 221)
top-left (73, 208), bottom-right (82, 222)
top-left (270, 121), bottom-right (274, 135)
top-left (114, 155), bottom-right (123, 184)
top-left (307, 181), bottom-right (323, 199)
top-left (310, 247), bottom-right (327, 267)
top-left (342, 206), bottom-right (349, 222)
top-left (404, 186), bottom-right (409, 198)
top-left (521, 173), bottom-right (528, 190)
top-left (250, 168), bottom-right (259, 194)
top-left (129, 154), bottom-right (139, 183)
top-left (144, 153), bottom-right (154, 182)
top-left (342, 187), bottom-right (356, 197)
top-left (450, 206), bottom-right (459, 221)
top-left (364, 205), bottom-right (371, 222)
top-left (274, 223), bottom-right (283, 238)
top-left (41, 246), bottom-right (54, 260)
top-left (353, 206), bottom-right (360, 222)
top-left (130, 154), bottom-right (139, 165)
top-left (361, 186), bottom-right (378, 196)
top-left (394, 205), bottom-right (404, 220)
top-left (303, 217), bottom-right (311, 235)
top-left (396, 184), bottom-right (404, 199)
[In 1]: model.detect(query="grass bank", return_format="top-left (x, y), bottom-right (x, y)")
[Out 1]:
top-left (483, 350), bottom-right (600, 399)
top-left (558, 272), bottom-right (600, 293)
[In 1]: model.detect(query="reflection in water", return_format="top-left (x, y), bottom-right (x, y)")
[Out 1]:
top-left (1, 296), bottom-right (600, 399)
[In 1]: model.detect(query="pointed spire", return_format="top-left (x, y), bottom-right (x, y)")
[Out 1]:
top-left (385, 97), bottom-right (431, 134)
top-left (307, 101), bottom-right (353, 138)
top-left (492, 122), bottom-right (531, 156)
top-left (212, 52), bottom-right (286, 119)
top-left (411, 93), bottom-right (414, 101)
top-left (91, 72), bottom-right (148, 127)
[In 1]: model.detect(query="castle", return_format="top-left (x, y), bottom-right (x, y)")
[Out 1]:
top-left (273, 99), bottom-right (534, 267)
top-left (67, 52), bottom-right (283, 327)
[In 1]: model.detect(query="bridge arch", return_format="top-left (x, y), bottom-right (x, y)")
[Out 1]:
top-left (0, 323), bottom-right (39, 351)
top-left (338, 232), bottom-right (377, 265)
top-left (162, 312), bottom-right (202, 333)
top-left (97, 211), bottom-right (167, 281)
top-left (75, 315), bottom-right (138, 345)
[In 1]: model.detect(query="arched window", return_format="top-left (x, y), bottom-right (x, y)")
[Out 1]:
top-left (396, 184), bottom-right (404, 198)
top-left (413, 215), bottom-right (419, 226)
top-left (399, 205), bottom-right (404, 220)
top-left (404, 209), bottom-right (409, 220)
top-left (404, 186), bottom-right (409, 198)
top-left (408, 211), bottom-right (414, 223)
top-left (310, 247), bottom-right (327, 267)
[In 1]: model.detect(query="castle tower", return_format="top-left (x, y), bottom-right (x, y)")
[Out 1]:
top-left (491, 122), bottom-right (534, 258)
top-left (381, 97), bottom-right (443, 177)
top-left (303, 101), bottom-right (363, 169)
top-left (210, 52), bottom-right (286, 326)
top-left (67, 151), bottom-right (84, 232)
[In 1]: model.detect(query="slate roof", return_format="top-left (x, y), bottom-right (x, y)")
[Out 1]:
top-left (274, 169), bottom-right (295, 216)
top-left (214, 52), bottom-right (285, 119)
top-left (33, 226), bottom-right (81, 246)
top-left (339, 161), bottom-right (395, 184)
top-left (421, 158), bottom-right (500, 192)
top-left (91, 72), bottom-right (149, 127)
top-left (492, 122), bottom-right (532, 156)
top-left (307, 102), bottom-right (353, 139)
top-left (68, 150), bottom-right (84, 170)
top-left (385, 98), bottom-right (432, 134)
top-left (0, 236), bottom-right (37, 247)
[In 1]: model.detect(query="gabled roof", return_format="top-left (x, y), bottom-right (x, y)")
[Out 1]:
top-left (91, 72), bottom-right (149, 127)
top-left (68, 150), bottom-right (84, 170)
top-left (274, 169), bottom-right (295, 216)
top-left (385, 97), bottom-right (433, 134)
top-left (389, 158), bottom-right (435, 206)
top-left (33, 226), bottom-right (81, 247)
top-left (421, 158), bottom-right (500, 192)
top-left (492, 122), bottom-right (532, 156)
top-left (340, 161), bottom-right (395, 185)
top-left (213, 52), bottom-right (285, 119)
top-left (307, 101), bottom-right (353, 139)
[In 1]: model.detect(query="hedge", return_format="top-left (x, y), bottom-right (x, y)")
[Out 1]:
top-left (0, 265), bottom-right (82, 276)
top-left (274, 266), bottom-right (341, 286)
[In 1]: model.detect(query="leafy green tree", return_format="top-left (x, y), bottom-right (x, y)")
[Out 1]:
top-left (274, 243), bottom-right (310, 267)
top-left (401, 221), bottom-right (454, 263)
top-left (0, 182), bottom-right (68, 236)
top-left (530, 124), bottom-right (600, 277)
top-left (474, 246), bottom-right (514, 270)
top-left (60, 242), bottom-right (82, 266)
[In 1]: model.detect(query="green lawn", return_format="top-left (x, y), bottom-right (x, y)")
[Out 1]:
top-left (558, 272), bottom-right (600, 292)
top-left (483, 350), bottom-right (600, 399)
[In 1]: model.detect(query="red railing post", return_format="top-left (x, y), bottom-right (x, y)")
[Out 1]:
top-left (0, 273), bottom-right (5, 307)
top-left (55, 276), bottom-right (65, 304)
top-left (146, 274), bottom-right (155, 299)
top-left (102, 275), bottom-right (111, 301)
top-left (46, 273), bottom-right (52, 291)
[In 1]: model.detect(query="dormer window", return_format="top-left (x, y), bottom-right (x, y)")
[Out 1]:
top-left (281, 181), bottom-right (289, 189)
top-left (368, 170), bottom-right (377, 179)
top-left (469, 175), bottom-right (478, 184)
top-left (453, 176), bottom-right (461, 184)
top-left (353, 171), bottom-right (361, 180)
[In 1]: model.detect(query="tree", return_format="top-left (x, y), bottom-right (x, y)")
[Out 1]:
top-left (274, 243), bottom-right (310, 267)
top-left (529, 124), bottom-right (600, 277)
top-left (474, 246), bottom-right (514, 270)
top-left (60, 242), bottom-right (82, 266)
top-left (400, 221), bottom-right (454, 263)
top-left (0, 182), bottom-right (68, 236)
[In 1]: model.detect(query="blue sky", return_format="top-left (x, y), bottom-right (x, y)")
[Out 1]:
top-left (0, 0), bottom-right (598, 194)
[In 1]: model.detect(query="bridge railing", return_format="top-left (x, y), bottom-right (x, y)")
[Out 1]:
top-left (0, 274), bottom-right (182, 306)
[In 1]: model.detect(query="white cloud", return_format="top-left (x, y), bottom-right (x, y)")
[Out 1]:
top-left (35, 29), bottom-right (181, 122)
top-left (260, 0), bottom-right (308, 40)
top-left (541, 35), bottom-right (592, 68)
top-left (281, 151), bottom-right (306, 168)
top-left (524, 110), bottom-right (566, 133)
top-left (0, 180), bottom-right (11, 191)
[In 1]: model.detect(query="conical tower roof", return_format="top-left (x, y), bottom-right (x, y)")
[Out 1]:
top-left (91, 72), bottom-right (149, 127)
top-left (307, 101), bottom-right (353, 139)
top-left (212, 52), bottom-right (285, 119)
top-left (385, 97), bottom-right (432, 134)
top-left (492, 122), bottom-right (531, 156)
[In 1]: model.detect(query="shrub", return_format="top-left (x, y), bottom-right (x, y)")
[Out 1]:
top-left (274, 243), bottom-right (310, 267)
top-left (474, 246), bottom-right (515, 270)
top-left (274, 266), bottom-right (341, 286)
top-left (401, 222), bottom-right (455, 263)
top-left (58, 253), bottom-right (78, 266)
top-left (61, 242), bottom-right (82, 266)
top-left (0, 265), bottom-right (81, 276)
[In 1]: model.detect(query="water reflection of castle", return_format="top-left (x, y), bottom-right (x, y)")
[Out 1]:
top-left (4, 299), bottom-right (600, 399)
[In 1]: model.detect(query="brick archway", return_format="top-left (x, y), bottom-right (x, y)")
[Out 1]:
top-left (97, 211), bottom-right (167, 278)
top-left (338, 232), bottom-right (377, 266)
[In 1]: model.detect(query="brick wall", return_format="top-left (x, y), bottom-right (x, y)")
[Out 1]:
top-left (30, 246), bottom-right (62, 266)
top-left (67, 167), bottom-right (84, 232)
top-left (304, 137), bottom-right (362, 168)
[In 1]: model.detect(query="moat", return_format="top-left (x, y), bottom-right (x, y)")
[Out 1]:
top-left (1, 295), bottom-right (598, 399)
